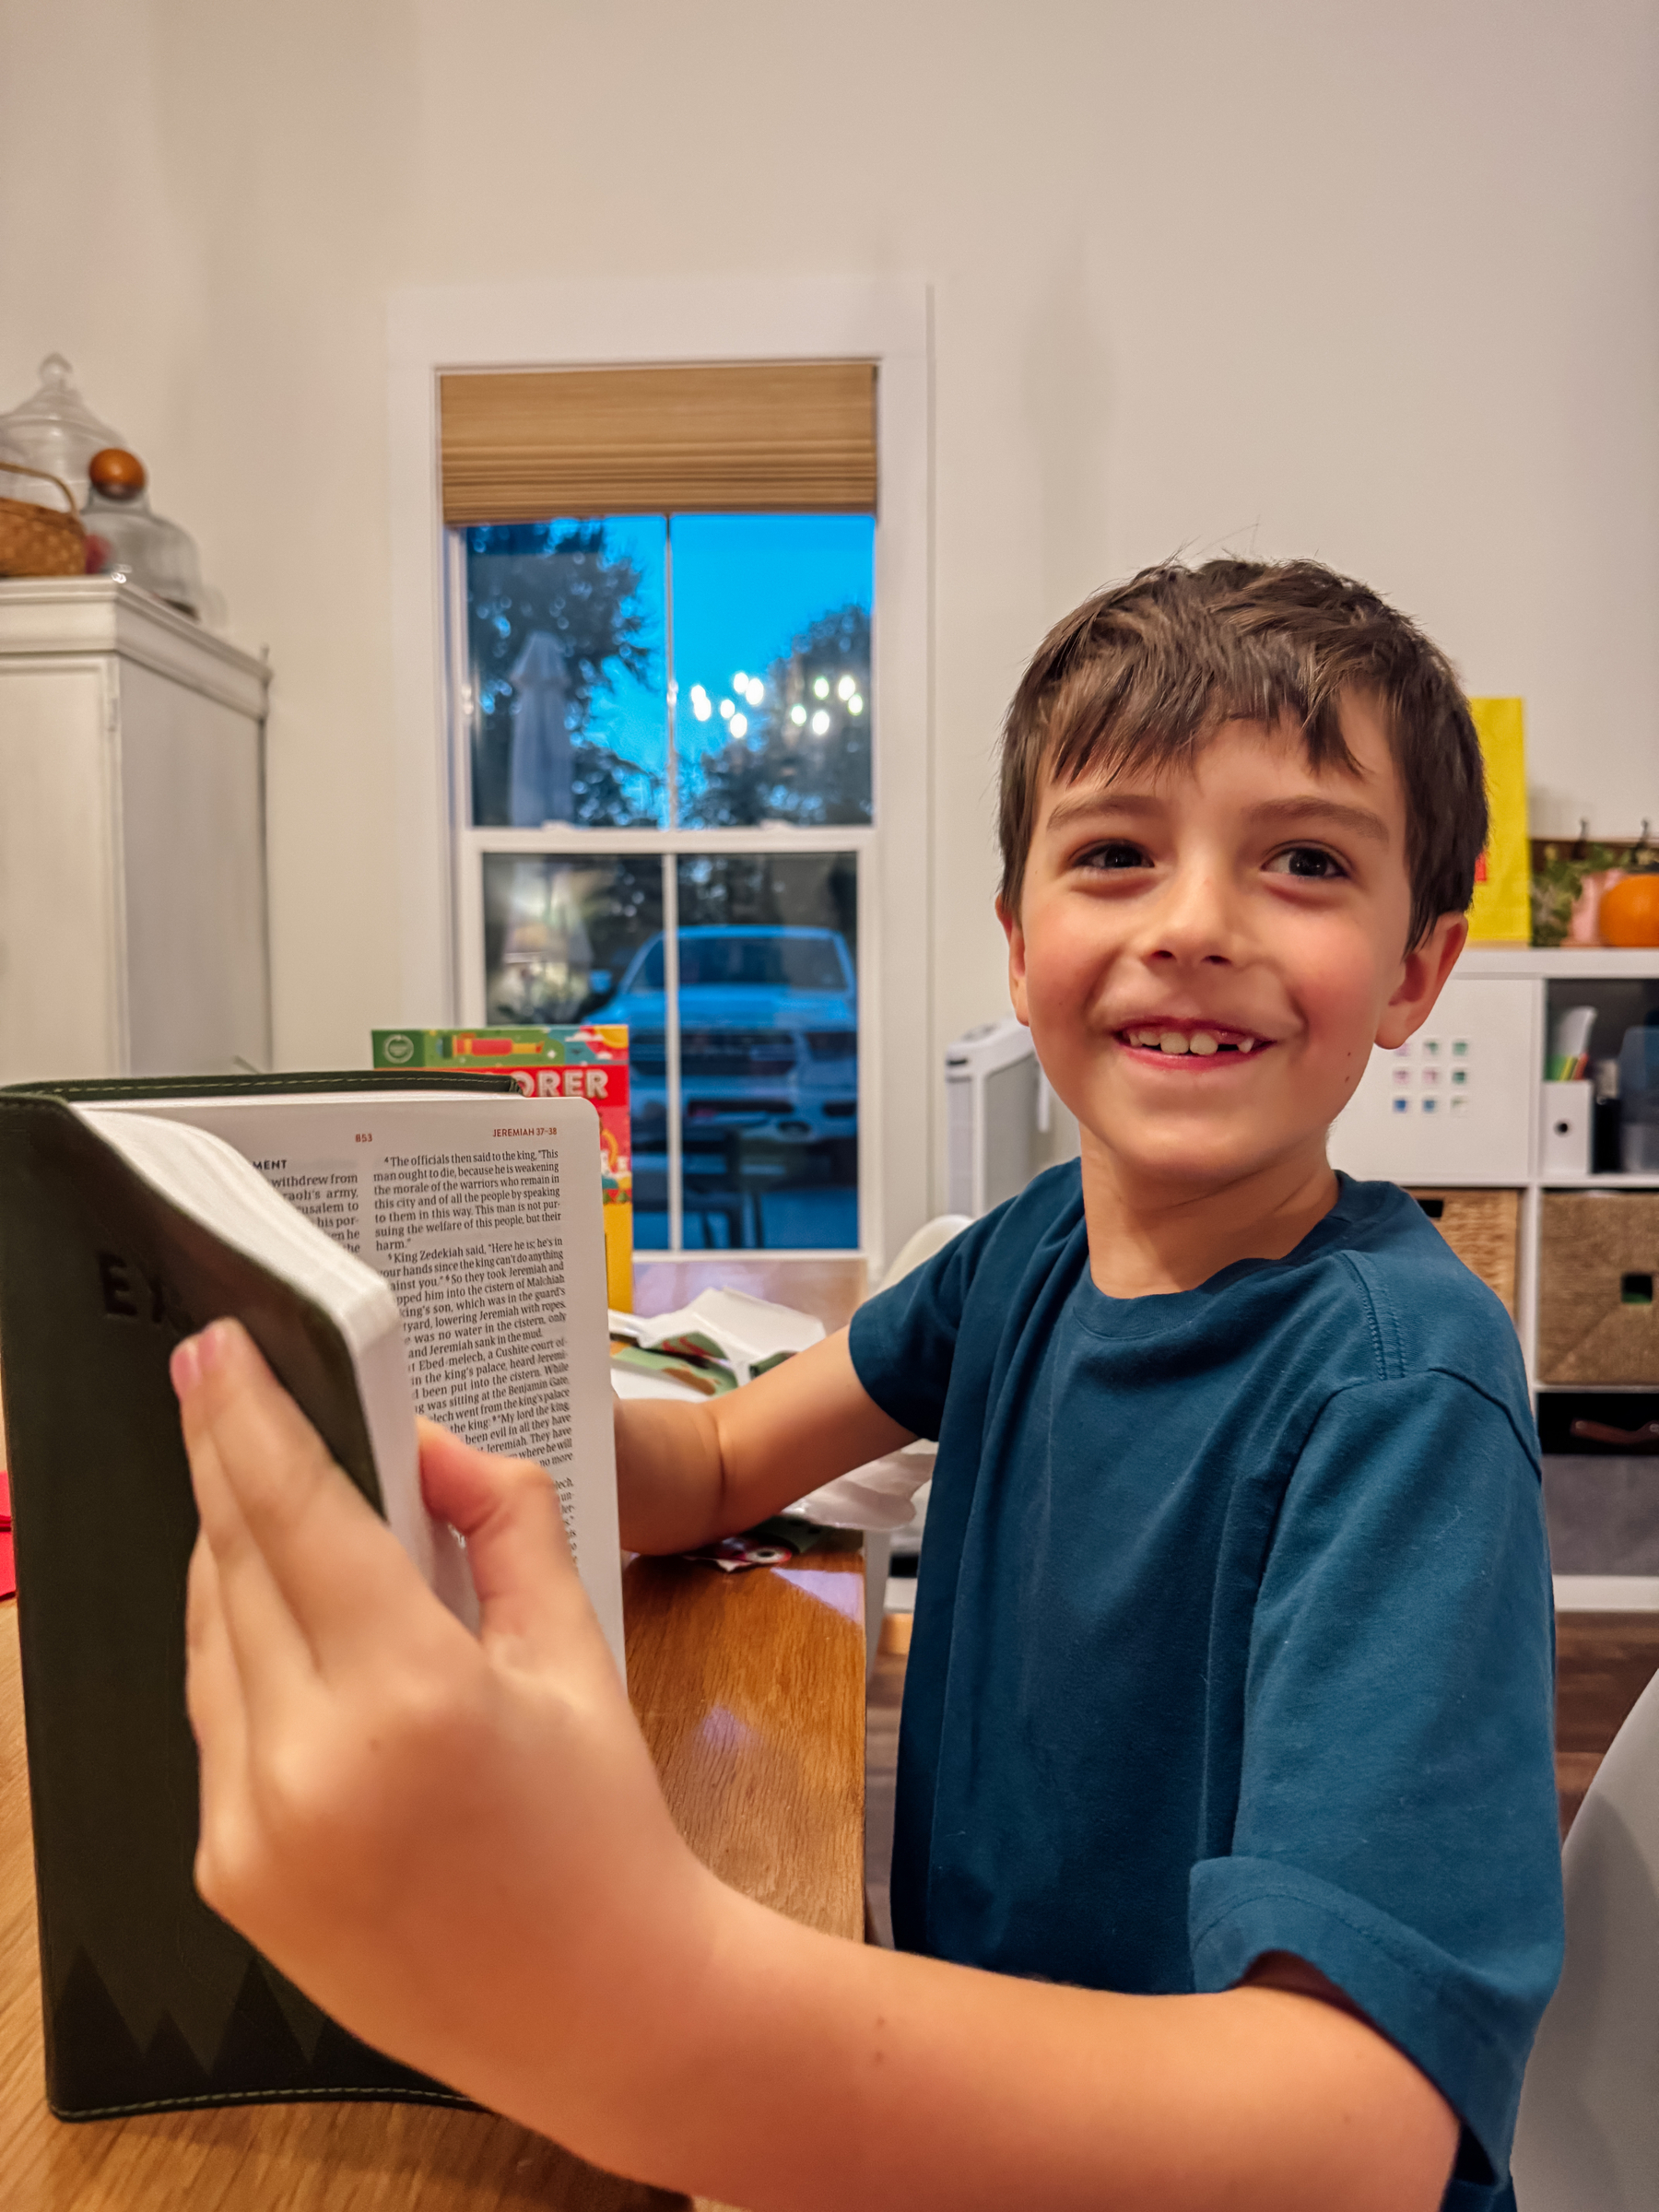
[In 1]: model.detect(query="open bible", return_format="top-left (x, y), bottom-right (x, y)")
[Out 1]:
top-left (0, 1070), bottom-right (620, 2120)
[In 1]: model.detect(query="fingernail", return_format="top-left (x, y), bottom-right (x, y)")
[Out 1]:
top-left (171, 1335), bottom-right (204, 1396)
top-left (198, 1318), bottom-right (232, 1373)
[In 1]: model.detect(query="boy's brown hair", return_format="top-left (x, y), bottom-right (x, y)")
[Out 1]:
top-left (998, 559), bottom-right (1488, 952)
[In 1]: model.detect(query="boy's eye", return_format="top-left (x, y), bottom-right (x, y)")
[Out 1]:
top-left (1266, 845), bottom-right (1347, 881)
top-left (1078, 841), bottom-right (1151, 872)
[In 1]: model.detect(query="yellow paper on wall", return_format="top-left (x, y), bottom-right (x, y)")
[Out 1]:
top-left (1465, 696), bottom-right (1530, 943)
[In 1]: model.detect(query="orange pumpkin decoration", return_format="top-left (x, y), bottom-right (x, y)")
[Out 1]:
top-left (1599, 871), bottom-right (1659, 947)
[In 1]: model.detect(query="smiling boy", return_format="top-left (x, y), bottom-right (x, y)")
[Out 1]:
top-left (173, 559), bottom-right (1562, 2212)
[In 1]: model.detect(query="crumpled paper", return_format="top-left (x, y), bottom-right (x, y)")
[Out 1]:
top-left (609, 1287), bottom-right (823, 1399)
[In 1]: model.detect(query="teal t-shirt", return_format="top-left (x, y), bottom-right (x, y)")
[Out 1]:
top-left (850, 1167), bottom-right (1562, 2210)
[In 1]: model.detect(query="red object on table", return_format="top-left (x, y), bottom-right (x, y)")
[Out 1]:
top-left (0, 1467), bottom-right (12, 1602)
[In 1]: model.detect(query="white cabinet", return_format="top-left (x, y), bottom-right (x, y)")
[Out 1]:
top-left (0, 580), bottom-right (270, 1085)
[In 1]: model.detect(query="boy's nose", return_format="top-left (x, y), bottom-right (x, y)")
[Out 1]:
top-left (1141, 865), bottom-right (1242, 968)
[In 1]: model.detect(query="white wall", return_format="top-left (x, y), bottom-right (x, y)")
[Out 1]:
top-left (4, 0), bottom-right (1656, 1178)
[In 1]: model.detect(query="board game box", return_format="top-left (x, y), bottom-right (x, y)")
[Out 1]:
top-left (372, 1025), bottom-right (633, 1308)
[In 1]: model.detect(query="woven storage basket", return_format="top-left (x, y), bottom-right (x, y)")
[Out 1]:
top-left (1406, 1187), bottom-right (1520, 1317)
top-left (1538, 1192), bottom-right (1659, 1383)
top-left (0, 462), bottom-right (85, 579)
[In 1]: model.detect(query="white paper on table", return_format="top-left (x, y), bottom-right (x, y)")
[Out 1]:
top-left (788, 1442), bottom-right (935, 1531)
top-left (608, 1288), bottom-right (824, 1384)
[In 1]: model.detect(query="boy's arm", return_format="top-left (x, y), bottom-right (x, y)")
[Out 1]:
top-left (613, 1327), bottom-right (916, 1553)
top-left (664, 1911), bottom-right (1458, 2212)
top-left (177, 1323), bottom-right (1459, 2212)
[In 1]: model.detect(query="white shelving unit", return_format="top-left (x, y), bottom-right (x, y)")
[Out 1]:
top-left (1327, 943), bottom-right (1659, 1393)
top-left (1330, 943), bottom-right (1659, 1610)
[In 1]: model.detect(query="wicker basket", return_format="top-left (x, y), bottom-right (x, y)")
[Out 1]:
top-left (1407, 1187), bottom-right (1520, 1317)
top-left (0, 462), bottom-right (85, 579)
top-left (1539, 1193), bottom-right (1659, 1384)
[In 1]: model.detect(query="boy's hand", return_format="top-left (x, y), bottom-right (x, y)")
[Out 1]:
top-left (176, 1318), bottom-right (726, 2147)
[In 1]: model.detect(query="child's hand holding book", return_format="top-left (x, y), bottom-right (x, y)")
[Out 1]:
top-left (174, 1315), bottom-right (723, 2162)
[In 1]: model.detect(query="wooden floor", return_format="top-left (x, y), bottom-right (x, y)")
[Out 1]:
top-left (1556, 1611), bottom-right (1659, 1833)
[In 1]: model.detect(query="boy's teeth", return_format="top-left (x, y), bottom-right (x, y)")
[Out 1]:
top-left (1124, 1024), bottom-right (1265, 1054)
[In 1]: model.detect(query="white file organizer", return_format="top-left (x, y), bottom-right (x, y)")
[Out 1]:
top-left (1327, 976), bottom-right (1539, 1186)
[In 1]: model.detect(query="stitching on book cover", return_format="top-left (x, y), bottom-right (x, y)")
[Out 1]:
top-left (52, 2084), bottom-right (476, 2122)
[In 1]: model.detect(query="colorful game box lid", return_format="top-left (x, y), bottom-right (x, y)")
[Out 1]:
top-left (371, 1025), bottom-right (634, 1308)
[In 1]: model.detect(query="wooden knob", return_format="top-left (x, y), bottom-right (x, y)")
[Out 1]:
top-left (88, 447), bottom-right (147, 500)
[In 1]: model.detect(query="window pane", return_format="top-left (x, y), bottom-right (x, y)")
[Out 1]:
top-left (670, 853), bottom-right (858, 1250)
top-left (481, 853), bottom-right (669, 1246)
top-left (466, 518), bottom-right (666, 829)
top-left (672, 514), bottom-right (873, 829)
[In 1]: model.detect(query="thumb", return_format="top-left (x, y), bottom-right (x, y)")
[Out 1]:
top-left (417, 1419), bottom-right (589, 1659)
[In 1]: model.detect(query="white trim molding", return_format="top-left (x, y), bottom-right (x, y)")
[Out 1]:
top-left (1555, 1577), bottom-right (1659, 1613)
top-left (386, 276), bottom-right (933, 1271)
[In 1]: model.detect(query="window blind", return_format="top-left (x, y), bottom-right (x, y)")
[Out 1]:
top-left (439, 362), bottom-right (877, 524)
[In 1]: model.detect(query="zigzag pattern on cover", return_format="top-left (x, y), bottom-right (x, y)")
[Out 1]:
top-left (45, 1946), bottom-right (469, 2120)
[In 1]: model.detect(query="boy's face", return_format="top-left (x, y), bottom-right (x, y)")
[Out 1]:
top-left (1000, 698), bottom-right (1466, 1197)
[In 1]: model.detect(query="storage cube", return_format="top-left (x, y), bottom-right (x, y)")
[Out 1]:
top-left (1538, 1194), bottom-right (1659, 1384)
top-left (1406, 1187), bottom-right (1520, 1318)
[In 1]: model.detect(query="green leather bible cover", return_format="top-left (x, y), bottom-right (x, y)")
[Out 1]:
top-left (0, 1072), bottom-right (513, 2119)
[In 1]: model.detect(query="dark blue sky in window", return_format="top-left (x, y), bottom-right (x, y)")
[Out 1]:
top-left (591, 512), bottom-right (874, 805)
top-left (571, 513), bottom-right (668, 788)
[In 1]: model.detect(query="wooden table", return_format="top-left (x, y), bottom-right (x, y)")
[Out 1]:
top-left (632, 1254), bottom-right (866, 1335)
top-left (0, 1258), bottom-right (869, 2212)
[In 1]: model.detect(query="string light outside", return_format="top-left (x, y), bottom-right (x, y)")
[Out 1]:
top-left (690, 669), bottom-right (865, 742)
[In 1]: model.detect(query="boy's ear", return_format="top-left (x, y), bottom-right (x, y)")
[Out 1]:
top-left (1374, 912), bottom-right (1468, 1049)
top-left (995, 895), bottom-right (1032, 1028)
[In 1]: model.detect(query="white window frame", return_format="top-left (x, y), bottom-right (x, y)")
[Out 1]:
top-left (387, 277), bottom-right (932, 1272)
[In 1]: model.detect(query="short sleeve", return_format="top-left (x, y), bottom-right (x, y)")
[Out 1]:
top-left (1187, 1371), bottom-right (1563, 2186)
top-left (847, 1220), bottom-right (989, 1439)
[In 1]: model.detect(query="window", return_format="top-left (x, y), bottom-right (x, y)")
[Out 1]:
top-left (443, 365), bottom-right (878, 1251)
top-left (390, 277), bottom-right (930, 1273)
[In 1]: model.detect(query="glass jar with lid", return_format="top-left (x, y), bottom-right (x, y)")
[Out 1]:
top-left (0, 355), bottom-right (124, 512)
top-left (82, 449), bottom-right (205, 619)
